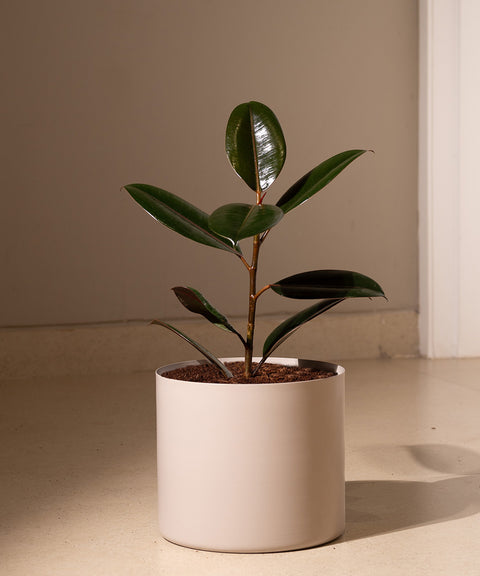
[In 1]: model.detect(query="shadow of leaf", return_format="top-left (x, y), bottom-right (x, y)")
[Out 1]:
top-left (406, 444), bottom-right (480, 475)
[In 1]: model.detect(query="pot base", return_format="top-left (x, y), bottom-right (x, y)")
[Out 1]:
top-left (162, 529), bottom-right (344, 554)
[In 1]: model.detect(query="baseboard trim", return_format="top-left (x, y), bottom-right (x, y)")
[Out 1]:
top-left (0, 310), bottom-right (418, 379)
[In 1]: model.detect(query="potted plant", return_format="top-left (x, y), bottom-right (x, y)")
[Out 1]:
top-left (124, 101), bottom-right (385, 553)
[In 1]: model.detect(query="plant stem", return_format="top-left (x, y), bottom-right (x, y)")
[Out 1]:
top-left (245, 146), bottom-right (263, 378)
top-left (244, 234), bottom-right (261, 377)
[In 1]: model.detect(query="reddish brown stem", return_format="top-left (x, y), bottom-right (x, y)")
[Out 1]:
top-left (244, 235), bottom-right (261, 377)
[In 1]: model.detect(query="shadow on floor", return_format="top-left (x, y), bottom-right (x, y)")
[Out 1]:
top-left (339, 474), bottom-right (480, 542)
top-left (332, 442), bottom-right (480, 543)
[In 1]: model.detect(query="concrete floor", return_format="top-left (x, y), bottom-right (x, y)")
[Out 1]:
top-left (1, 358), bottom-right (479, 575)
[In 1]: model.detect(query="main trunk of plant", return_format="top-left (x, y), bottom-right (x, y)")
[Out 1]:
top-left (244, 234), bottom-right (261, 377)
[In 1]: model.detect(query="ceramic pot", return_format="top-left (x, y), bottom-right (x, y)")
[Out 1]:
top-left (156, 357), bottom-right (345, 553)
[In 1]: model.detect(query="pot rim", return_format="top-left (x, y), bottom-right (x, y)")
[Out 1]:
top-left (156, 357), bottom-right (345, 386)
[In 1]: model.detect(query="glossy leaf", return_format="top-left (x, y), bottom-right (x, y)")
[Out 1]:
top-left (208, 203), bottom-right (283, 242)
top-left (271, 270), bottom-right (386, 299)
top-left (226, 101), bottom-right (286, 192)
top-left (172, 286), bottom-right (246, 345)
top-left (276, 150), bottom-right (368, 214)
top-left (124, 183), bottom-right (241, 255)
top-left (254, 298), bottom-right (344, 373)
top-left (151, 319), bottom-right (233, 378)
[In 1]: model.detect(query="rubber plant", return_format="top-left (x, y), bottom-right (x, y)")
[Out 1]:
top-left (124, 101), bottom-right (385, 379)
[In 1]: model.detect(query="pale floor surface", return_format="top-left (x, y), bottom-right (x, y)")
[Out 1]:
top-left (1, 358), bottom-right (479, 576)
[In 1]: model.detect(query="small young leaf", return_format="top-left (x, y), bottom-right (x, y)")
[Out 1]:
top-left (276, 150), bottom-right (368, 214)
top-left (226, 101), bottom-right (286, 192)
top-left (172, 286), bottom-right (246, 346)
top-left (255, 298), bottom-right (344, 373)
top-left (271, 270), bottom-right (386, 299)
top-left (151, 319), bottom-right (233, 379)
top-left (124, 183), bottom-right (242, 255)
top-left (208, 203), bottom-right (283, 242)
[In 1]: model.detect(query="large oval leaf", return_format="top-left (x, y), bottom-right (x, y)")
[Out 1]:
top-left (226, 101), bottom-right (286, 193)
top-left (151, 319), bottom-right (233, 379)
top-left (172, 286), bottom-right (246, 345)
top-left (254, 298), bottom-right (345, 374)
top-left (271, 270), bottom-right (386, 299)
top-left (276, 150), bottom-right (368, 214)
top-left (208, 203), bottom-right (283, 242)
top-left (124, 183), bottom-right (241, 255)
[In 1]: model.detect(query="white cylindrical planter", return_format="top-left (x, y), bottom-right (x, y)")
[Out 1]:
top-left (156, 357), bottom-right (345, 553)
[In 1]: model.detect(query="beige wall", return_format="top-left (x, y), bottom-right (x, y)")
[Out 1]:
top-left (1, 1), bottom-right (418, 331)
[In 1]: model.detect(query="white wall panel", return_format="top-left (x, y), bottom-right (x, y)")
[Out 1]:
top-left (419, 0), bottom-right (480, 357)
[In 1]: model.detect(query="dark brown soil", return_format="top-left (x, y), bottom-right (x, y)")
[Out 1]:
top-left (163, 361), bottom-right (335, 384)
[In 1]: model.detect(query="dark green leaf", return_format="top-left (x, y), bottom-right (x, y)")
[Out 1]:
top-left (172, 286), bottom-right (246, 345)
top-left (226, 101), bottom-right (286, 192)
top-left (254, 299), bottom-right (344, 373)
top-left (151, 319), bottom-right (233, 378)
top-left (124, 183), bottom-right (241, 255)
top-left (276, 150), bottom-right (368, 214)
top-left (208, 203), bottom-right (283, 242)
top-left (271, 270), bottom-right (386, 299)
